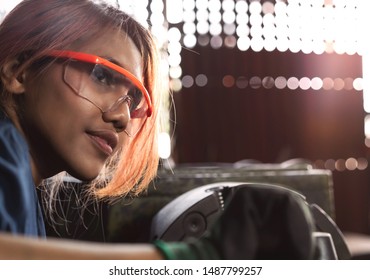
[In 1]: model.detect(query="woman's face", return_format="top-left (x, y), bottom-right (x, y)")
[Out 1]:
top-left (20, 29), bottom-right (143, 181)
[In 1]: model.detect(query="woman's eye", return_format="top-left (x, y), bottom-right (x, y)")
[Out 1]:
top-left (128, 89), bottom-right (143, 111)
top-left (125, 95), bottom-right (134, 109)
top-left (91, 65), bottom-right (115, 85)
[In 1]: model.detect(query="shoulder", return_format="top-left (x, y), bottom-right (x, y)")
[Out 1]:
top-left (0, 115), bottom-right (29, 163)
top-left (0, 113), bottom-right (33, 194)
top-left (0, 114), bottom-right (45, 236)
top-left (0, 113), bottom-right (33, 192)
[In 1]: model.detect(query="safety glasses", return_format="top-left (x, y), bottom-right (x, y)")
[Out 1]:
top-left (47, 50), bottom-right (153, 137)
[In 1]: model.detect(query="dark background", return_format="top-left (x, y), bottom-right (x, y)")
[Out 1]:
top-left (170, 47), bottom-right (368, 235)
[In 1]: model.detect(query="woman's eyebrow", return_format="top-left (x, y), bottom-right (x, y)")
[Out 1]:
top-left (102, 56), bottom-right (124, 68)
top-left (101, 55), bottom-right (139, 78)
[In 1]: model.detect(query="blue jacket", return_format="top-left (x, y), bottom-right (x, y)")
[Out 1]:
top-left (0, 113), bottom-right (46, 237)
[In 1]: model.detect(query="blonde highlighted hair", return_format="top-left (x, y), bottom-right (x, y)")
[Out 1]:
top-left (0, 0), bottom-right (163, 207)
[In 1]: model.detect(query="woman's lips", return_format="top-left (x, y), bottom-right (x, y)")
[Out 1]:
top-left (86, 130), bottom-right (119, 156)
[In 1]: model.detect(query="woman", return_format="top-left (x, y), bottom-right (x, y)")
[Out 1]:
top-left (0, 0), bottom-right (316, 260)
top-left (0, 0), bottom-right (170, 259)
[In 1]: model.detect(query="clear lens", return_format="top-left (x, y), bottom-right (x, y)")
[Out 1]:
top-left (63, 60), bottom-right (148, 136)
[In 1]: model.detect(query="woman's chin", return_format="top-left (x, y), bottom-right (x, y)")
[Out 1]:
top-left (68, 168), bottom-right (102, 183)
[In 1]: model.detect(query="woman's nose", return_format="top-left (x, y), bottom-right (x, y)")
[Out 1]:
top-left (101, 103), bottom-right (130, 133)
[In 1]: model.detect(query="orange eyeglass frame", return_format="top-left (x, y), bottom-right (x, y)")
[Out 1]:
top-left (47, 50), bottom-right (153, 117)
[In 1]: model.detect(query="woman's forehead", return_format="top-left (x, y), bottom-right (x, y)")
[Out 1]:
top-left (67, 30), bottom-right (143, 78)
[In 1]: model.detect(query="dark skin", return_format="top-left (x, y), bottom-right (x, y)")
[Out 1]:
top-left (4, 29), bottom-right (137, 184)
top-left (0, 29), bottom-right (163, 260)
